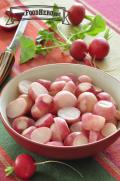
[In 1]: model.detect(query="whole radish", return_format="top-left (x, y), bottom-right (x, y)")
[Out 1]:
top-left (68, 4), bottom-right (85, 26)
top-left (88, 38), bottom-right (110, 60)
top-left (70, 39), bottom-right (88, 60)
top-left (5, 154), bottom-right (82, 179)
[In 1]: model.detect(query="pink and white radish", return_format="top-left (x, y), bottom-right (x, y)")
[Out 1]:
top-left (55, 75), bottom-right (72, 82)
top-left (46, 141), bottom-right (63, 146)
top-left (12, 116), bottom-right (35, 133)
top-left (19, 94), bottom-right (33, 112)
top-left (101, 123), bottom-right (117, 137)
top-left (50, 117), bottom-right (70, 142)
top-left (89, 130), bottom-right (99, 143)
top-left (54, 90), bottom-right (77, 109)
top-left (22, 126), bottom-right (36, 139)
top-left (57, 107), bottom-right (80, 124)
top-left (36, 79), bottom-right (51, 90)
top-left (77, 92), bottom-right (97, 113)
top-left (92, 86), bottom-right (103, 95)
top-left (50, 81), bottom-right (66, 96)
top-left (78, 75), bottom-right (92, 83)
top-left (30, 127), bottom-right (52, 144)
top-left (18, 80), bottom-right (32, 94)
top-left (35, 113), bottom-right (54, 128)
top-left (64, 132), bottom-right (81, 146)
top-left (81, 113), bottom-right (105, 131)
top-left (28, 82), bottom-right (48, 101)
top-left (93, 100), bottom-right (116, 122)
top-left (97, 92), bottom-right (117, 106)
top-left (31, 105), bottom-right (46, 119)
top-left (70, 121), bottom-right (83, 132)
top-left (72, 133), bottom-right (88, 146)
top-left (63, 80), bottom-right (76, 94)
top-left (65, 73), bottom-right (78, 83)
top-left (76, 82), bottom-right (93, 96)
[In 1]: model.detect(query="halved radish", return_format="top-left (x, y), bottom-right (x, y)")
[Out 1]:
top-left (70, 121), bottom-right (83, 132)
top-left (101, 123), bottom-right (117, 137)
top-left (50, 117), bottom-right (70, 142)
top-left (50, 81), bottom-right (66, 96)
top-left (64, 132), bottom-right (80, 146)
top-left (0, 16), bottom-right (19, 31)
top-left (57, 107), bottom-right (80, 124)
top-left (65, 73), bottom-right (78, 83)
top-left (77, 92), bottom-right (97, 113)
top-left (76, 82), bottom-right (93, 97)
top-left (55, 75), bottom-right (72, 82)
top-left (19, 94), bottom-right (33, 112)
top-left (92, 86), bottom-right (102, 95)
top-left (35, 113), bottom-right (54, 127)
top-left (63, 80), bottom-right (76, 94)
top-left (12, 116), bottom-right (34, 133)
top-left (22, 126), bottom-right (36, 139)
top-left (89, 130), bottom-right (99, 143)
top-left (18, 80), bottom-right (32, 94)
top-left (54, 90), bottom-right (77, 109)
top-left (73, 133), bottom-right (88, 146)
top-left (30, 127), bottom-right (52, 144)
top-left (36, 79), bottom-right (51, 91)
top-left (31, 105), bottom-right (46, 120)
top-left (46, 141), bottom-right (63, 146)
top-left (78, 75), bottom-right (92, 83)
top-left (97, 92), bottom-right (117, 106)
top-left (28, 82), bottom-right (48, 101)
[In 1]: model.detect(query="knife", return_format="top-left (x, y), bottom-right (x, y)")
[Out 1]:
top-left (0, 16), bottom-right (29, 85)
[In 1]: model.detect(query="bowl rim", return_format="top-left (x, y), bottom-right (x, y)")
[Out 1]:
top-left (1, 63), bottom-right (120, 149)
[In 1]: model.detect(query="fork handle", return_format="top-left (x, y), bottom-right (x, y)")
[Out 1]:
top-left (0, 49), bottom-right (15, 85)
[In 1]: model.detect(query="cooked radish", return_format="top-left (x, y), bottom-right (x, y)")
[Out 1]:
top-left (70, 121), bottom-right (83, 132)
top-left (101, 123), bottom-right (117, 137)
top-left (81, 113), bottom-right (105, 131)
top-left (97, 92), bottom-right (117, 106)
top-left (22, 126), bottom-right (36, 139)
top-left (89, 130), bottom-right (99, 143)
top-left (57, 107), bottom-right (80, 124)
top-left (76, 82), bottom-right (93, 96)
top-left (31, 105), bottom-right (46, 119)
top-left (73, 133), bottom-right (88, 146)
top-left (18, 80), bottom-right (32, 94)
top-left (19, 94), bottom-right (33, 112)
top-left (78, 75), bottom-right (92, 83)
top-left (28, 82), bottom-right (48, 100)
top-left (51, 117), bottom-right (70, 142)
top-left (35, 94), bottom-right (53, 112)
top-left (12, 116), bottom-right (34, 133)
top-left (36, 79), bottom-right (51, 90)
top-left (64, 132), bottom-right (80, 146)
top-left (54, 90), bottom-right (77, 109)
top-left (93, 100), bottom-right (116, 122)
top-left (55, 75), bottom-right (72, 82)
top-left (46, 141), bottom-right (63, 146)
top-left (77, 92), bottom-right (97, 113)
top-left (63, 80), bottom-right (76, 94)
top-left (50, 81), bottom-right (66, 96)
top-left (35, 113), bottom-right (54, 127)
top-left (31, 127), bottom-right (52, 144)
top-left (6, 97), bottom-right (29, 119)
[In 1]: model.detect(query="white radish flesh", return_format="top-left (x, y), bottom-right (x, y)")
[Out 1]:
top-left (31, 105), bottom-right (46, 119)
top-left (73, 133), bottom-right (88, 146)
top-left (78, 75), bottom-right (92, 83)
top-left (12, 116), bottom-right (34, 133)
top-left (64, 132), bottom-right (80, 146)
top-left (101, 123), bottom-right (117, 137)
top-left (89, 130), bottom-right (99, 143)
top-left (58, 107), bottom-right (80, 124)
top-left (76, 82), bottom-right (93, 97)
top-left (18, 80), bottom-right (32, 94)
top-left (55, 75), bottom-right (72, 82)
top-left (31, 127), bottom-right (52, 144)
top-left (54, 90), bottom-right (77, 109)
top-left (70, 121), bottom-right (83, 132)
top-left (77, 92), bottom-right (97, 113)
top-left (28, 82), bottom-right (48, 100)
top-left (50, 81), bottom-right (66, 96)
top-left (46, 141), bottom-right (63, 146)
top-left (35, 113), bottom-right (54, 127)
top-left (19, 94), bottom-right (33, 112)
top-left (97, 92), bottom-right (117, 106)
top-left (22, 126), bottom-right (36, 139)
top-left (37, 79), bottom-right (51, 90)
top-left (63, 80), bottom-right (76, 94)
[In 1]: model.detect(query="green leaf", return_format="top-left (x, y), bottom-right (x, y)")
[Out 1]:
top-left (20, 36), bottom-right (35, 64)
top-left (38, 30), bottom-right (55, 41)
top-left (69, 27), bottom-right (85, 41)
top-left (104, 28), bottom-right (112, 40)
top-left (85, 15), bottom-right (94, 22)
top-left (87, 15), bottom-right (106, 36)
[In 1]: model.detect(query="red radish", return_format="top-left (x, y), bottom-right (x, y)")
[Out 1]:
top-left (12, 116), bottom-right (34, 133)
top-left (35, 94), bottom-right (53, 111)
top-left (37, 79), bottom-right (51, 90)
top-left (97, 92), bottom-right (116, 106)
top-left (75, 82), bottom-right (93, 96)
top-left (64, 132), bottom-right (81, 146)
top-left (70, 39), bottom-right (88, 60)
top-left (18, 80), bottom-right (32, 94)
top-left (0, 16), bottom-right (19, 31)
top-left (78, 75), bottom-right (92, 83)
top-left (70, 121), bottom-right (83, 132)
top-left (35, 113), bottom-right (54, 127)
top-left (68, 4), bottom-right (85, 25)
top-left (31, 105), bottom-right (46, 119)
top-left (72, 133), bottom-right (88, 146)
top-left (13, 154), bottom-right (36, 179)
top-left (89, 130), bottom-right (99, 143)
top-left (101, 123), bottom-right (117, 137)
top-left (77, 92), bottom-right (97, 113)
top-left (51, 117), bottom-right (70, 142)
top-left (63, 80), bottom-right (76, 94)
top-left (81, 113), bottom-right (105, 131)
top-left (46, 141), bottom-right (63, 146)
top-left (93, 100), bottom-right (116, 122)
top-left (54, 90), bottom-right (77, 109)
top-left (28, 82), bottom-right (48, 101)
top-left (92, 85), bottom-right (103, 95)
top-left (55, 75), bottom-right (72, 82)
top-left (50, 81), bottom-right (66, 96)
top-left (57, 107), bottom-right (80, 124)
top-left (19, 94), bottom-right (33, 112)
top-left (31, 127), bottom-right (52, 144)
top-left (83, 56), bottom-right (94, 67)
top-left (6, 97), bottom-right (29, 119)
top-left (22, 126), bottom-right (36, 139)
top-left (88, 38), bottom-right (110, 60)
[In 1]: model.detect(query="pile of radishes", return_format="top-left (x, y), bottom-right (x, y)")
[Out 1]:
top-left (6, 73), bottom-right (120, 147)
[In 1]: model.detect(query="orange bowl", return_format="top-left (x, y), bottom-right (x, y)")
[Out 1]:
top-left (0, 63), bottom-right (120, 160)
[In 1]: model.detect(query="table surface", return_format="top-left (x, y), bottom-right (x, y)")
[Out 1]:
top-left (0, 0), bottom-right (120, 181)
